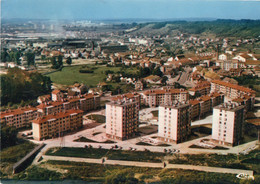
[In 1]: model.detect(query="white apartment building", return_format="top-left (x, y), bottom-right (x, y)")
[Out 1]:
top-left (106, 99), bottom-right (139, 140)
top-left (142, 88), bottom-right (189, 107)
top-left (158, 102), bottom-right (191, 143)
top-left (212, 103), bottom-right (245, 146)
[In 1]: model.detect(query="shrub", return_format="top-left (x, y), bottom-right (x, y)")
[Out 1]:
top-left (79, 69), bottom-right (94, 73)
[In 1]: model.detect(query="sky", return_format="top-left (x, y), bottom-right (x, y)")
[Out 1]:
top-left (1, 0), bottom-right (260, 20)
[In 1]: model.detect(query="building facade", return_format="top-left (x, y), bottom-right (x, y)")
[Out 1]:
top-left (211, 80), bottom-right (255, 99)
top-left (0, 107), bottom-right (38, 128)
top-left (37, 94), bottom-right (100, 115)
top-left (111, 93), bottom-right (141, 108)
top-left (212, 103), bottom-right (245, 146)
top-left (158, 103), bottom-right (191, 143)
top-left (32, 109), bottom-right (83, 141)
top-left (106, 100), bottom-right (139, 140)
top-left (188, 81), bottom-right (211, 96)
top-left (142, 88), bottom-right (189, 107)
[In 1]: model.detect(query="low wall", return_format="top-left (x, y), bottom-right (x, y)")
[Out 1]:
top-left (13, 143), bottom-right (45, 174)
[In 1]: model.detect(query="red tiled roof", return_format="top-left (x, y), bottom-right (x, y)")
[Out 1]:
top-left (32, 109), bottom-right (83, 125)
top-left (211, 80), bottom-right (255, 94)
top-left (245, 60), bottom-right (260, 65)
top-left (111, 93), bottom-right (139, 101)
top-left (84, 94), bottom-right (95, 99)
top-left (52, 90), bottom-right (61, 94)
top-left (232, 98), bottom-right (244, 103)
top-left (0, 107), bottom-right (37, 118)
top-left (144, 89), bottom-right (187, 95)
top-left (37, 101), bottom-right (64, 109)
top-left (189, 99), bottom-right (200, 105)
top-left (198, 95), bottom-right (211, 102)
top-left (240, 54), bottom-right (252, 59)
top-left (189, 81), bottom-right (211, 92)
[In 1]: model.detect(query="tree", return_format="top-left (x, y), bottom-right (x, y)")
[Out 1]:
top-left (1, 68), bottom-right (52, 105)
top-left (1, 126), bottom-right (18, 149)
top-left (26, 52), bottom-right (35, 66)
top-left (1, 49), bottom-right (9, 62)
top-left (57, 55), bottom-right (63, 68)
top-left (51, 57), bottom-right (59, 69)
top-left (152, 67), bottom-right (163, 77)
top-left (14, 51), bottom-right (21, 65)
top-left (161, 76), bottom-right (168, 85)
top-left (66, 56), bottom-right (72, 65)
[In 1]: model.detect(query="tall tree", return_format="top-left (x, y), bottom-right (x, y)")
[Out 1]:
top-left (57, 55), bottom-right (63, 68)
top-left (1, 68), bottom-right (52, 105)
top-left (26, 52), bottom-right (35, 66)
top-left (1, 126), bottom-right (18, 149)
top-left (66, 56), bottom-right (72, 65)
top-left (51, 57), bottom-right (58, 69)
top-left (1, 49), bottom-right (9, 62)
top-left (152, 67), bottom-right (163, 77)
top-left (161, 76), bottom-right (168, 85)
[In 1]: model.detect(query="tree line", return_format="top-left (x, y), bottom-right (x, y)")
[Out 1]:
top-left (1, 68), bottom-right (52, 106)
top-left (141, 19), bottom-right (260, 37)
top-left (1, 48), bottom-right (35, 66)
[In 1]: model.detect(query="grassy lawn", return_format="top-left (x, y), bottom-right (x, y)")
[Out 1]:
top-left (74, 137), bottom-right (97, 143)
top-left (45, 147), bottom-right (108, 159)
top-left (136, 142), bottom-right (171, 147)
top-left (0, 140), bottom-right (36, 163)
top-left (86, 114), bottom-right (106, 123)
top-left (73, 136), bottom-right (116, 143)
top-left (106, 150), bottom-right (166, 163)
top-left (46, 64), bottom-right (139, 87)
top-left (31, 160), bottom-right (245, 183)
top-left (169, 149), bottom-right (260, 173)
top-left (0, 140), bottom-right (37, 177)
top-left (45, 147), bottom-right (166, 163)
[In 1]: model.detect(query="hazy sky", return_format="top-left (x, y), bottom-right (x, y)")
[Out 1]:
top-left (2, 0), bottom-right (260, 20)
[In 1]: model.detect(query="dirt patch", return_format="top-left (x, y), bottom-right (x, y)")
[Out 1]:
top-left (39, 162), bottom-right (68, 174)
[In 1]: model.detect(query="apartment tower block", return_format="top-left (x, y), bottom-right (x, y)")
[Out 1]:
top-left (212, 102), bottom-right (245, 146)
top-left (158, 102), bottom-right (191, 143)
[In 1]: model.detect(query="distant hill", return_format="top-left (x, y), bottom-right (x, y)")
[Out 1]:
top-left (133, 19), bottom-right (260, 38)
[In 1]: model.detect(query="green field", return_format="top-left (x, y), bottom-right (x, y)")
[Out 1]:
top-left (46, 65), bottom-right (138, 87)
top-left (169, 149), bottom-right (260, 173)
top-left (0, 140), bottom-right (37, 176)
top-left (45, 147), bottom-right (166, 163)
top-left (14, 160), bottom-right (248, 183)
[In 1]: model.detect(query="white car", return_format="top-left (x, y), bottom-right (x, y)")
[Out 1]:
top-left (236, 173), bottom-right (254, 180)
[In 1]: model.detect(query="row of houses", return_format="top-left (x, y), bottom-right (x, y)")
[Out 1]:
top-left (32, 109), bottom-right (84, 141)
top-left (189, 92), bottom-right (224, 120)
top-left (210, 80), bottom-right (255, 108)
top-left (141, 88), bottom-right (189, 107)
top-left (0, 90), bottom-right (100, 129)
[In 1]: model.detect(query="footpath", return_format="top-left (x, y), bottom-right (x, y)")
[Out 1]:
top-left (42, 155), bottom-right (254, 176)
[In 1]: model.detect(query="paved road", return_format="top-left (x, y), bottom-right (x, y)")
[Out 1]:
top-left (178, 71), bottom-right (189, 84)
top-left (42, 155), bottom-right (254, 176)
